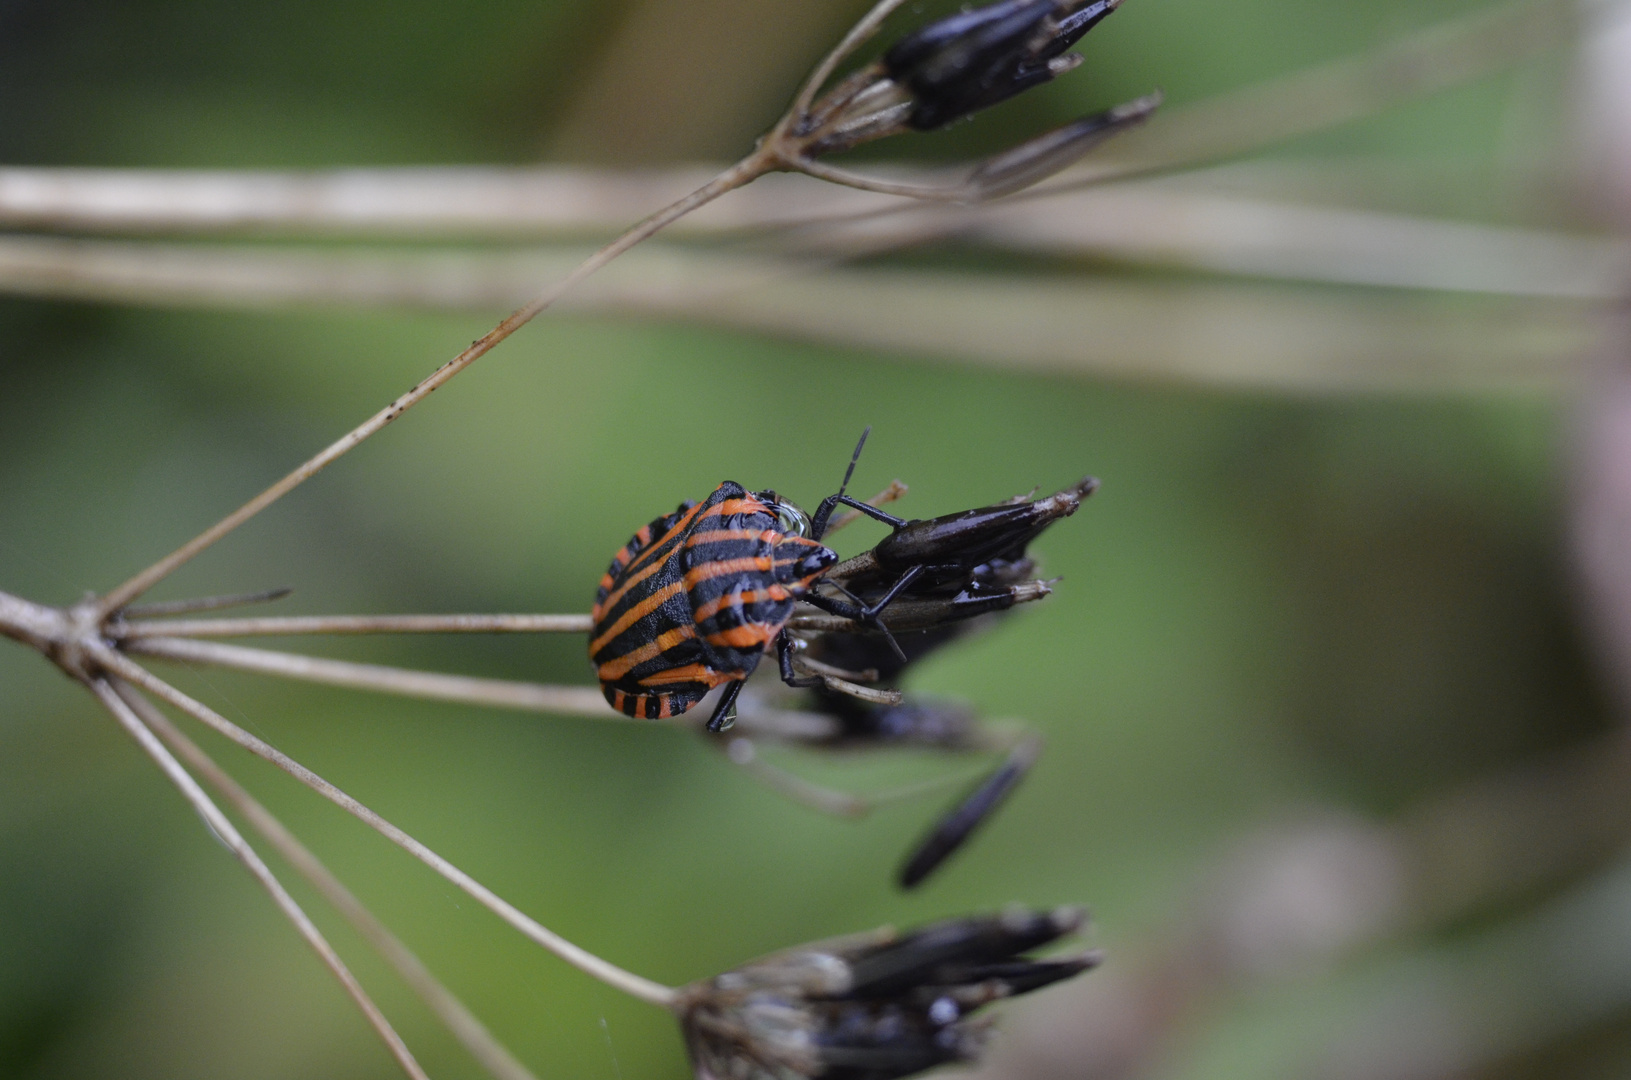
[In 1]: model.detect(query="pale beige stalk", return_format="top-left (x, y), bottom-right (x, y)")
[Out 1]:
top-left (111, 681), bottom-right (541, 1080)
top-left (91, 646), bottom-right (679, 1008)
top-left (85, 677), bottom-right (431, 1080)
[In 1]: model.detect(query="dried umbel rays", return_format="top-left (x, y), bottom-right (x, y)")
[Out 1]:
top-left (681, 906), bottom-right (1098, 1080)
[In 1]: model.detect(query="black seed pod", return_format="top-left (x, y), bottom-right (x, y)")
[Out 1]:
top-left (882, 0), bottom-right (1125, 130)
top-left (680, 907), bottom-right (1099, 1080)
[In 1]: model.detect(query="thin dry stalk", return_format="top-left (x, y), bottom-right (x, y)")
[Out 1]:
top-left (122, 635), bottom-right (622, 718)
top-left (84, 677), bottom-right (430, 1080)
top-left (116, 613), bottom-right (595, 639)
top-left (784, 0), bottom-right (911, 121)
top-left (123, 639), bottom-right (613, 724)
top-left (723, 739), bottom-right (1000, 819)
top-left (90, 646), bottom-right (679, 1008)
top-left (110, 681), bottom-right (541, 1080)
top-left (118, 633), bottom-right (869, 742)
top-left (92, 155), bottom-right (773, 619)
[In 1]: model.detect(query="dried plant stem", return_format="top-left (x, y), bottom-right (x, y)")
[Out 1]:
top-left (90, 647), bottom-right (679, 1008)
top-left (84, 676), bottom-right (430, 1080)
top-left (117, 613), bottom-right (594, 639)
top-left (124, 635), bottom-right (619, 719)
top-left (110, 681), bottom-right (540, 1080)
top-left (93, 155), bottom-right (774, 620)
top-left (785, 0), bottom-right (911, 121)
top-left (790, 158), bottom-right (965, 201)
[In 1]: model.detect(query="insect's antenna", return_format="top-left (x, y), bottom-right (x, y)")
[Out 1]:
top-left (837, 426), bottom-right (872, 500)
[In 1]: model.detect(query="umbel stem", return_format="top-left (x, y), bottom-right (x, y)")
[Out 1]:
top-left (92, 643), bottom-right (679, 1008)
top-left (93, 153), bottom-right (772, 618)
top-left (109, 681), bottom-right (543, 1080)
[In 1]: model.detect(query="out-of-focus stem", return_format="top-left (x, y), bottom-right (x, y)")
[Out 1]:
top-left (116, 613), bottom-right (594, 639)
top-left (93, 647), bottom-right (680, 1008)
top-left (85, 677), bottom-right (430, 1080)
top-left (111, 681), bottom-right (541, 1080)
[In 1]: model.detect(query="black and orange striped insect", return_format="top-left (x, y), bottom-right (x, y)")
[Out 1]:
top-left (590, 431), bottom-right (914, 733)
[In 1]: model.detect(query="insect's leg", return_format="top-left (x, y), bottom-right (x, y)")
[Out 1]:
top-left (778, 630), bottom-right (903, 705)
top-left (777, 630), bottom-right (826, 688)
top-left (820, 480), bottom-right (909, 538)
top-left (705, 680), bottom-right (746, 734)
top-left (897, 732), bottom-right (1042, 889)
top-left (855, 564), bottom-right (924, 620)
top-left (826, 564), bottom-right (927, 662)
top-left (799, 586), bottom-right (911, 663)
top-left (799, 590), bottom-right (866, 621)
top-left (811, 496), bottom-right (909, 541)
top-left (810, 427), bottom-right (903, 539)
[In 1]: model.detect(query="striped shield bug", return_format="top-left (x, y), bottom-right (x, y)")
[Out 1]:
top-left (590, 429), bottom-right (910, 733)
top-left (592, 433), bottom-right (1098, 891)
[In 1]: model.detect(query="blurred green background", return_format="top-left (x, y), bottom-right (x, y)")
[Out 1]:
top-left (0, 0), bottom-right (1615, 1078)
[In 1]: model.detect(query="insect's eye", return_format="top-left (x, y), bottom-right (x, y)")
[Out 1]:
top-left (772, 499), bottom-right (811, 538)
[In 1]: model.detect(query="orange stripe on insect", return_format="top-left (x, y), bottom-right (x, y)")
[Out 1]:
top-left (684, 528), bottom-right (777, 547)
top-left (589, 579), bottom-right (685, 654)
top-left (594, 548), bottom-right (678, 619)
top-left (682, 556), bottom-right (774, 589)
top-left (692, 497), bottom-right (769, 524)
top-left (636, 662), bottom-right (724, 688)
top-left (622, 498), bottom-right (708, 575)
top-left (705, 624), bottom-right (777, 650)
top-left (596, 624), bottom-right (697, 680)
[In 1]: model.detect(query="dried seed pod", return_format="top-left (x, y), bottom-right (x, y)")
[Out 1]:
top-left (679, 907), bottom-right (1099, 1080)
top-left (802, 476), bottom-right (1099, 690)
top-left (787, 479), bottom-right (1096, 888)
top-left (777, 0), bottom-right (1157, 199)
top-left (884, 0), bottom-right (1125, 131)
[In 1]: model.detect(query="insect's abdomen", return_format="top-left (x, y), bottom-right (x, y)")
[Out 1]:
top-left (590, 482), bottom-right (788, 720)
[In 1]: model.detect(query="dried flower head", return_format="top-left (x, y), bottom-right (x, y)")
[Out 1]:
top-left (800, 476), bottom-right (1100, 723)
top-left (679, 906), bottom-right (1098, 1080)
top-left (883, 0), bottom-right (1121, 131)
top-left (766, 0), bottom-right (1159, 200)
